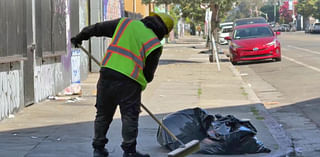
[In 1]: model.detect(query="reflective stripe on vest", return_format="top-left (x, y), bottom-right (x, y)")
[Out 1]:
top-left (131, 64), bottom-right (139, 79)
top-left (102, 45), bottom-right (144, 69)
top-left (139, 37), bottom-right (159, 60)
top-left (112, 19), bottom-right (132, 45)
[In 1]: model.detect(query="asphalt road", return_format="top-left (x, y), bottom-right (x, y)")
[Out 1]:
top-left (221, 32), bottom-right (320, 156)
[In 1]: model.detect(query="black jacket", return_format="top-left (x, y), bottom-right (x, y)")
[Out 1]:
top-left (75, 18), bottom-right (164, 83)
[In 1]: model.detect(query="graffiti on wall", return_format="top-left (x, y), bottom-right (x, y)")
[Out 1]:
top-left (0, 70), bottom-right (21, 120)
top-left (34, 62), bottom-right (64, 103)
top-left (103, 0), bottom-right (123, 21)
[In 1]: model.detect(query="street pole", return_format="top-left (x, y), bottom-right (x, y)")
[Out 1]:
top-left (292, 0), bottom-right (295, 24)
top-left (165, 3), bottom-right (168, 43)
top-left (274, 0), bottom-right (276, 23)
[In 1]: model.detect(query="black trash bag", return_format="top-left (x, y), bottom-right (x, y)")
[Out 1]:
top-left (156, 107), bottom-right (214, 150)
top-left (156, 107), bottom-right (271, 154)
top-left (199, 114), bottom-right (271, 154)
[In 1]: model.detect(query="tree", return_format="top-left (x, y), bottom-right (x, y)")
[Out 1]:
top-left (209, 0), bottom-right (237, 39)
top-left (143, 0), bottom-right (236, 40)
top-left (296, 0), bottom-right (314, 18)
top-left (174, 0), bottom-right (206, 25)
top-left (226, 0), bottom-right (266, 22)
top-left (279, 1), bottom-right (293, 24)
top-left (313, 0), bottom-right (320, 20)
top-left (142, 0), bottom-right (206, 34)
top-left (296, 0), bottom-right (316, 28)
top-left (260, 4), bottom-right (279, 22)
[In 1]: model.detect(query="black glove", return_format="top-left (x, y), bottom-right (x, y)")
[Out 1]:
top-left (71, 37), bottom-right (82, 48)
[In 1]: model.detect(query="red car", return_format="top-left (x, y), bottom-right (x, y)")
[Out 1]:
top-left (225, 23), bottom-right (281, 65)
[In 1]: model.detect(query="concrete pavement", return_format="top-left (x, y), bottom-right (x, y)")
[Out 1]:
top-left (0, 36), bottom-right (291, 157)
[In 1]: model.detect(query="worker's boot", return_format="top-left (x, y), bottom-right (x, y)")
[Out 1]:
top-left (123, 151), bottom-right (150, 157)
top-left (93, 148), bottom-right (109, 157)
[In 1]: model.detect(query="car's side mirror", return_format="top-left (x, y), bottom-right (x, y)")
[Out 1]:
top-left (224, 36), bottom-right (231, 40)
top-left (276, 32), bottom-right (281, 35)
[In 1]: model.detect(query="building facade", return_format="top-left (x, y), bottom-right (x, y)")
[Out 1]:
top-left (0, 0), bottom-right (124, 120)
top-left (124, 0), bottom-right (151, 18)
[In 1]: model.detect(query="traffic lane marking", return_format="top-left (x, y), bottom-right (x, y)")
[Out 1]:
top-left (282, 48), bottom-right (320, 73)
top-left (288, 45), bottom-right (320, 55)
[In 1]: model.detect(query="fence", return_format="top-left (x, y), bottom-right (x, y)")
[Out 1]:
top-left (0, 0), bottom-right (27, 63)
top-left (35, 0), bottom-right (67, 58)
top-left (0, 0), bottom-right (67, 61)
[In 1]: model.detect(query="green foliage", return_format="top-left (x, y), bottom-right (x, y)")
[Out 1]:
top-left (296, 0), bottom-right (320, 20)
top-left (260, 4), bottom-right (279, 22)
top-left (296, 0), bottom-right (315, 19)
top-left (226, 0), bottom-right (267, 21)
top-left (313, 0), bottom-right (320, 20)
top-left (217, 0), bottom-right (237, 21)
top-left (209, 0), bottom-right (237, 31)
top-left (171, 0), bottom-right (207, 26)
top-left (145, 0), bottom-right (237, 36)
top-left (169, 6), bottom-right (180, 36)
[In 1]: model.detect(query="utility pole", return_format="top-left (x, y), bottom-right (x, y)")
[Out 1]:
top-left (292, 0), bottom-right (295, 24)
top-left (165, 2), bottom-right (169, 43)
top-left (274, 0), bottom-right (276, 23)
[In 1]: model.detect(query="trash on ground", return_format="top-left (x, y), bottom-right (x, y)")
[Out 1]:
top-left (58, 84), bottom-right (82, 96)
top-left (47, 96), bottom-right (81, 103)
top-left (157, 107), bottom-right (271, 155)
top-left (66, 97), bottom-right (81, 103)
top-left (48, 96), bottom-right (72, 101)
top-left (8, 114), bottom-right (15, 118)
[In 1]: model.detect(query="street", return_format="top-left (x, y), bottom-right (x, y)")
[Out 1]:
top-left (224, 32), bottom-right (320, 156)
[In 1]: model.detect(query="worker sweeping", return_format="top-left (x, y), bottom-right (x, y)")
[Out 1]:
top-left (71, 13), bottom-right (174, 157)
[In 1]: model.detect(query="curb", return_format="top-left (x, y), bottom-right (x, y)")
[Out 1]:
top-left (227, 59), bottom-right (294, 157)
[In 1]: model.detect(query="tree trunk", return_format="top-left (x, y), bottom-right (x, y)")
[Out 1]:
top-left (210, 2), bottom-right (219, 49)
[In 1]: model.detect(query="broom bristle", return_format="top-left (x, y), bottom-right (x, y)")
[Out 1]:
top-left (168, 140), bottom-right (200, 157)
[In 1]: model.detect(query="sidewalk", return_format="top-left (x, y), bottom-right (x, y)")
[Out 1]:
top-left (0, 36), bottom-right (290, 157)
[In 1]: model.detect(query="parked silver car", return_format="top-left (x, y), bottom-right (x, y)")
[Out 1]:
top-left (311, 23), bottom-right (320, 33)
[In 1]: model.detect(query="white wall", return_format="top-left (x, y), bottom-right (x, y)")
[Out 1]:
top-left (0, 62), bottom-right (24, 120)
top-left (34, 59), bottom-right (69, 103)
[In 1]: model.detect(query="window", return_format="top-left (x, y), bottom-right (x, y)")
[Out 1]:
top-left (234, 26), bottom-right (273, 40)
top-left (222, 28), bottom-right (233, 33)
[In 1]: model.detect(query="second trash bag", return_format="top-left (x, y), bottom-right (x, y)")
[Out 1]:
top-left (156, 107), bottom-right (271, 155)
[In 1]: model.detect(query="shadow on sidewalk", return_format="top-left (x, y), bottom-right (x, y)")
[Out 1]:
top-left (159, 59), bottom-right (201, 65)
top-left (0, 102), bottom-right (287, 157)
top-left (233, 60), bottom-right (277, 66)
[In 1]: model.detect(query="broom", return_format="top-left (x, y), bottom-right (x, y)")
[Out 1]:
top-left (77, 45), bottom-right (200, 157)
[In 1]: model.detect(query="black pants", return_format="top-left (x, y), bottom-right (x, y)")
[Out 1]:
top-left (92, 69), bottom-right (142, 153)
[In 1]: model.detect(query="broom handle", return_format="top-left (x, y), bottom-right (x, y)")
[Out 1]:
top-left (77, 44), bottom-right (186, 147)
top-left (78, 45), bottom-right (101, 66)
top-left (140, 104), bottom-right (186, 147)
